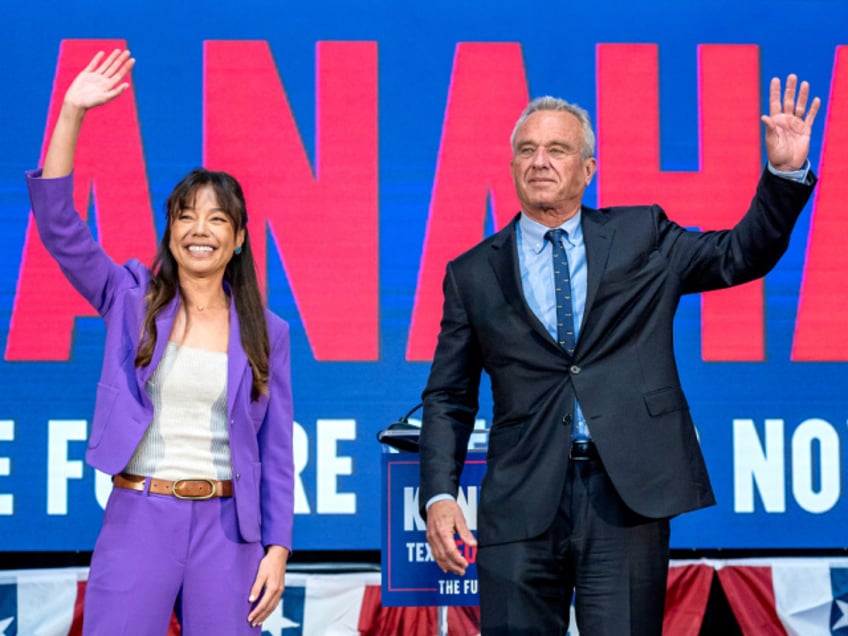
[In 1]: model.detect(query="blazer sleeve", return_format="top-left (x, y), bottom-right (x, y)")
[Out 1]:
top-left (418, 261), bottom-right (483, 511)
top-left (661, 167), bottom-right (816, 294)
top-left (258, 316), bottom-right (295, 550)
top-left (26, 169), bottom-right (145, 317)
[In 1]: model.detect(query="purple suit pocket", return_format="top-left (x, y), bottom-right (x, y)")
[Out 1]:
top-left (233, 461), bottom-right (263, 543)
top-left (89, 382), bottom-right (119, 449)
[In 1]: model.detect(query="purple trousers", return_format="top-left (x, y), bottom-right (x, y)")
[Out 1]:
top-left (83, 482), bottom-right (264, 635)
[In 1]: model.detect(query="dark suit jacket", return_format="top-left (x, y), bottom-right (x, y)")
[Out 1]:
top-left (419, 168), bottom-right (816, 547)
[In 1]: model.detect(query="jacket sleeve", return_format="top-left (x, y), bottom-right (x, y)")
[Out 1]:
top-left (26, 169), bottom-right (144, 317)
top-left (418, 261), bottom-right (482, 512)
top-left (258, 317), bottom-right (295, 550)
top-left (661, 167), bottom-right (817, 294)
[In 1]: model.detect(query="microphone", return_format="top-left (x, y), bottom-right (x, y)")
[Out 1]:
top-left (376, 402), bottom-right (423, 453)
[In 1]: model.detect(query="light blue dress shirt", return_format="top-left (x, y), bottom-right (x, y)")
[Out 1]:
top-left (517, 212), bottom-right (590, 441)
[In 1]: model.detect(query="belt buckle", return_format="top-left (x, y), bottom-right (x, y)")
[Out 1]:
top-left (172, 478), bottom-right (217, 500)
top-left (569, 440), bottom-right (593, 461)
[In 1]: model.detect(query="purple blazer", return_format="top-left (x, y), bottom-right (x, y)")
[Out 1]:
top-left (26, 170), bottom-right (294, 550)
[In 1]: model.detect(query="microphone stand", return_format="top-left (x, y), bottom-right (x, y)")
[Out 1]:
top-left (376, 402), bottom-right (423, 453)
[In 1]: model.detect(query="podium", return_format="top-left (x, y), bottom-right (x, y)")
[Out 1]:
top-left (379, 424), bottom-right (487, 633)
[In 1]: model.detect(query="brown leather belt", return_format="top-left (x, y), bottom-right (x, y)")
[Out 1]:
top-left (114, 473), bottom-right (233, 500)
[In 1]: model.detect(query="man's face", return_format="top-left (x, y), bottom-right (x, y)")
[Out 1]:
top-left (510, 110), bottom-right (597, 225)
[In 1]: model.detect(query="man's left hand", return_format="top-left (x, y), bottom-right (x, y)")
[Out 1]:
top-left (762, 74), bottom-right (821, 172)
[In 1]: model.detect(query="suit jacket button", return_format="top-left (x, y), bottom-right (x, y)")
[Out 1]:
top-left (569, 365), bottom-right (581, 374)
top-left (562, 414), bottom-right (572, 425)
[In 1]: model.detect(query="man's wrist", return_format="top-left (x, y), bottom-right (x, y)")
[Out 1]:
top-left (426, 493), bottom-right (455, 510)
top-left (768, 159), bottom-right (811, 184)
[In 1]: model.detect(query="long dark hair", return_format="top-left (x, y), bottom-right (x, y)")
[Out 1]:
top-left (134, 168), bottom-right (270, 400)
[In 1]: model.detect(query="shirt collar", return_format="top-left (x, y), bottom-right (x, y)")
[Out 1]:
top-left (518, 209), bottom-right (583, 254)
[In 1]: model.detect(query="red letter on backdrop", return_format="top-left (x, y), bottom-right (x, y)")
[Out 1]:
top-left (596, 44), bottom-right (762, 361)
top-left (6, 39), bottom-right (156, 361)
top-left (406, 43), bottom-right (528, 361)
top-left (793, 46), bottom-right (848, 360)
top-left (204, 41), bottom-right (378, 361)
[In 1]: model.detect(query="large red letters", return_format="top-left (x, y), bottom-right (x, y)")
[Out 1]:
top-left (405, 43), bottom-right (528, 361)
top-left (596, 44), bottom-right (763, 361)
top-left (204, 41), bottom-right (379, 361)
top-left (792, 46), bottom-right (848, 360)
top-left (6, 39), bottom-right (156, 361)
top-left (6, 40), bottom-right (846, 363)
top-left (8, 39), bottom-right (379, 362)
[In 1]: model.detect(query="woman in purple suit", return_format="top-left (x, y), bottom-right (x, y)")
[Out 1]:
top-left (27, 49), bottom-right (294, 634)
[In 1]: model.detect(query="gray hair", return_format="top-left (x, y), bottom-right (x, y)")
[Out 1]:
top-left (510, 96), bottom-right (596, 160)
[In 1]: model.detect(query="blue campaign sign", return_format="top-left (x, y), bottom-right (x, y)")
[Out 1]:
top-left (381, 452), bottom-right (485, 607)
top-left (0, 0), bottom-right (846, 552)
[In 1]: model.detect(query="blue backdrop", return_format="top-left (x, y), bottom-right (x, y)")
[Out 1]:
top-left (0, 0), bottom-right (846, 552)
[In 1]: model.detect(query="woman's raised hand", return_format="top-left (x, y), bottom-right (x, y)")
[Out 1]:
top-left (64, 49), bottom-right (135, 112)
top-left (42, 49), bottom-right (135, 177)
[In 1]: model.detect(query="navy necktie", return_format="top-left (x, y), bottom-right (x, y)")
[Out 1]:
top-left (545, 229), bottom-right (576, 357)
top-left (546, 228), bottom-right (591, 442)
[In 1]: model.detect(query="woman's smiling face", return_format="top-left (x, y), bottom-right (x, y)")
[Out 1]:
top-left (168, 184), bottom-right (244, 281)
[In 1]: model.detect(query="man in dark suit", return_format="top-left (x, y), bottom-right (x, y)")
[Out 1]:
top-left (418, 74), bottom-right (820, 634)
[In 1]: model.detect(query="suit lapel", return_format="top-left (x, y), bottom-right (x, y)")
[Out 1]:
top-left (580, 206), bottom-right (615, 331)
top-left (488, 217), bottom-right (559, 348)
